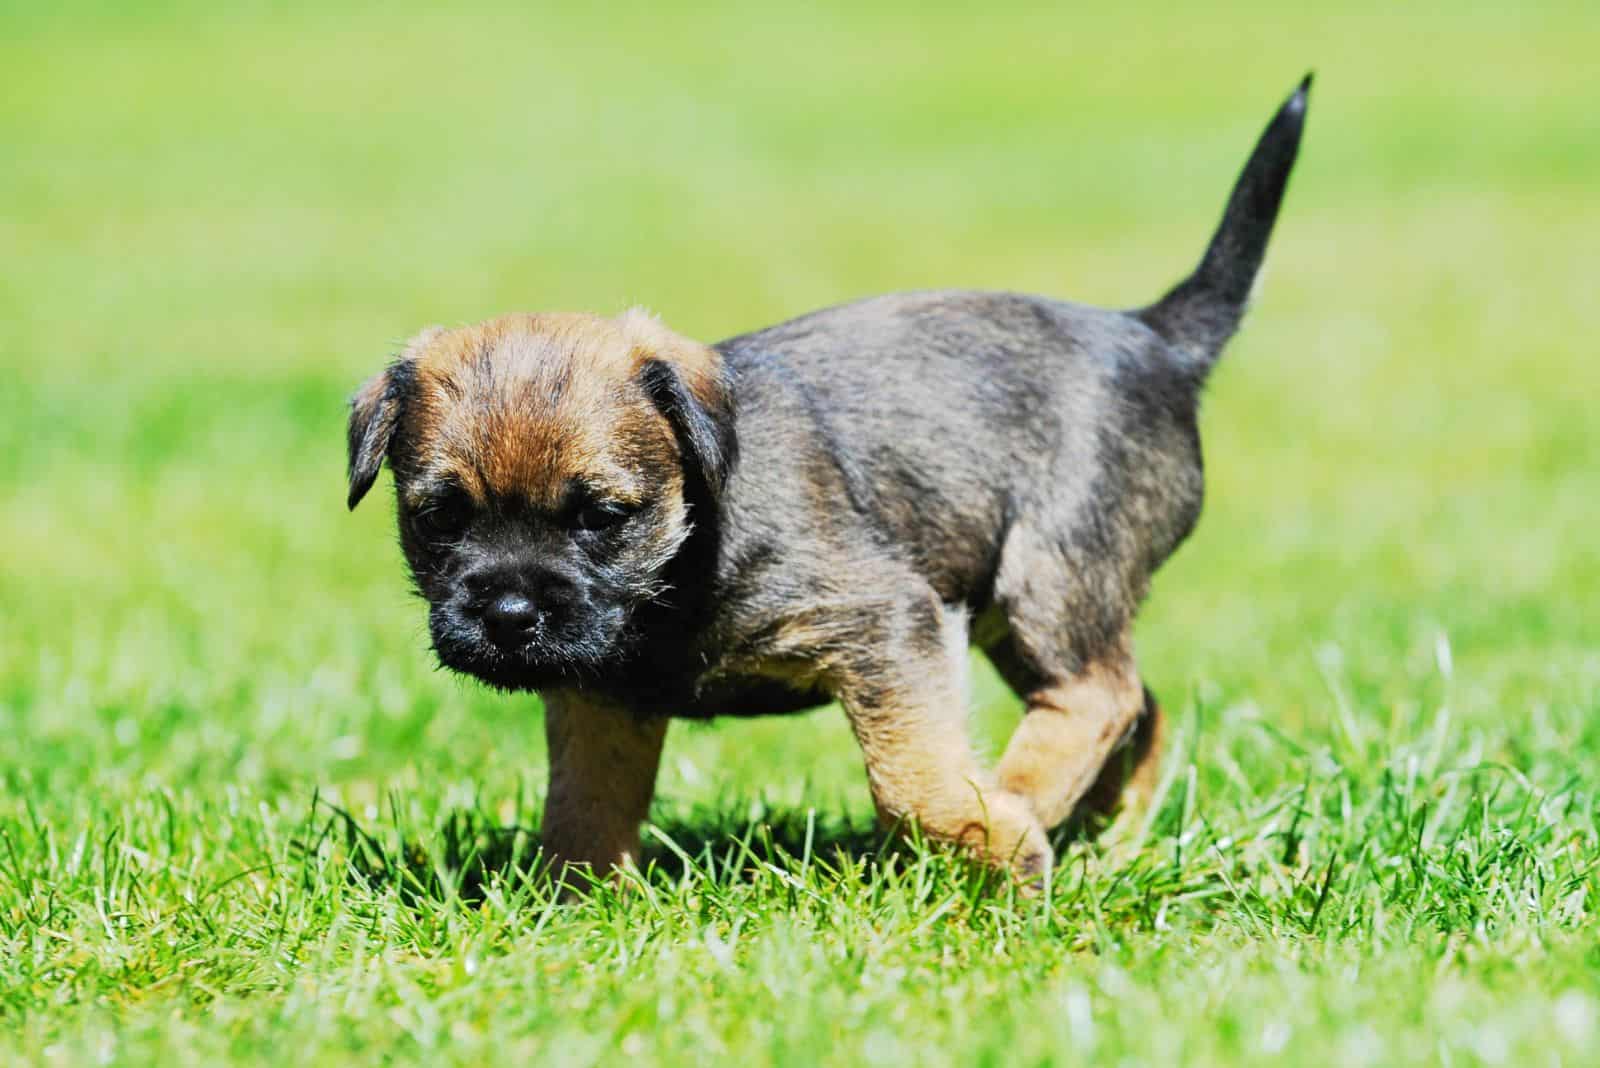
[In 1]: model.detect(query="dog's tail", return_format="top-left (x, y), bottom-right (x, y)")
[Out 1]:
top-left (1139, 75), bottom-right (1311, 374)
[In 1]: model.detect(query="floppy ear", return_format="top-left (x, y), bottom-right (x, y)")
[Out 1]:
top-left (637, 356), bottom-right (737, 499)
top-left (346, 362), bottom-right (406, 509)
top-left (625, 310), bottom-right (737, 498)
top-left (346, 328), bottom-right (439, 509)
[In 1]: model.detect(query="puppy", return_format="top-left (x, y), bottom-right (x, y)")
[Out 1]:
top-left (347, 78), bottom-right (1310, 882)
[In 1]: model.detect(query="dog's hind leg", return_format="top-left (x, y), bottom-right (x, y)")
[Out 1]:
top-left (1070, 685), bottom-right (1167, 831)
top-left (990, 637), bottom-right (1157, 830)
top-left (985, 519), bottom-right (1167, 831)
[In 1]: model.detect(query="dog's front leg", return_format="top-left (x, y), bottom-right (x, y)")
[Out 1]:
top-left (831, 597), bottom-right (1053, 882)
top-left (540, 690), bottom-right (669, 885)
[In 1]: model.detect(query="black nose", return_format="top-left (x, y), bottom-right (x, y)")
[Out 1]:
top-left (482, 591), bottom-right (539, 647)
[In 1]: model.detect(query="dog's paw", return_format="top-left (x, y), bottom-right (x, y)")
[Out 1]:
top-left (954, 790), bottom-right (1054, 885)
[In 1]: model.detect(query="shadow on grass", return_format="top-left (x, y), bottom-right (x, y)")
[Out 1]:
top-left (287, 707), bottom-right (1158, 905)
top-left (291, 795), bottom-right (895, 904)
top-left (290, 789), bottom-right (1139, 907)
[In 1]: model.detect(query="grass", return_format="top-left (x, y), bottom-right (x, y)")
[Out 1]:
top-left (2, 1), bottom-right (1598, 1063)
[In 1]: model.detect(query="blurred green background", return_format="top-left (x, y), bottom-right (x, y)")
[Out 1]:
top-left (2, 1), bottom-right (1598, 1063)
top-left (3, 0), bottom-right (1594, 797)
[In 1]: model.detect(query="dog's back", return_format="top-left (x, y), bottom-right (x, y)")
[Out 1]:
top-left (716, 290), bottom-right (1191, 607)
top-left (712, 76), bottom-right (1308, 616)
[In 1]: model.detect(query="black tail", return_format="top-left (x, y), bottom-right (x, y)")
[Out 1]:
top-left (1140, 75), bottom-right (1311, 371)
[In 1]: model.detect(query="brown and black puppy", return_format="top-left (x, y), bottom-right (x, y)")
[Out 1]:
top-left (347, 79), bottom-right (1311, 882)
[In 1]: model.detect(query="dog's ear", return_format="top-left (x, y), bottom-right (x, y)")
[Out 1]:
top-left (625, 311), bottom-right (737, 498)
top-left (346, 327), bottom-right (440, 510)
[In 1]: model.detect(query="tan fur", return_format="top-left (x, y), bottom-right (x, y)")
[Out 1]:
top-left (381, 313), bottom-right (724, 883)
top-left (354, 82), bottom-right (1313, 892)
top-left (829, 601), bottom-right (1051, 879)
top-left (541, 690), bottom-right (670, 883)
top-left (396, 312), bottom-right (717, 510)
top-left (696, 598), bottom-right (1051, 878)
top-left (1075, 695), bottom-right (1167, 826)
top-left (996, 638), bottom-right (1152, 829)
top-left (355, 312), bottom-right (1156, 886)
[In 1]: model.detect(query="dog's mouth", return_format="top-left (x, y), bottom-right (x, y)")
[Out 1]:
top-left (426, 601), bottom-right (629, 692)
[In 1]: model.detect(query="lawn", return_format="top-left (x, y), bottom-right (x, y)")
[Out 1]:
top-left (2, 1), bottom-right (1598, 1064)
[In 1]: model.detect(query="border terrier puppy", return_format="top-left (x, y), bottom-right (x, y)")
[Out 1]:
top-left (348, 79), bottom-right (1310, 883)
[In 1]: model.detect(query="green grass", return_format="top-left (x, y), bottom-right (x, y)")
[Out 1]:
top-left (3, 1), bottom-right (1599, 1063)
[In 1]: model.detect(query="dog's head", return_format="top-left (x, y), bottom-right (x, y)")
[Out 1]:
top-left (346, 310), bottom-right (736, 691)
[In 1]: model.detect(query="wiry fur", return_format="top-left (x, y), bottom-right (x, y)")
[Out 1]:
top-left (347, 79), bottom-right (1311, 883)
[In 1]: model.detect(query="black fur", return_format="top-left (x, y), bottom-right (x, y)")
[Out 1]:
top-left (346, 358), bottom-right (413, 510)
top-left (349, 82), bottom-right (1314, 879)
top-left (615, 80), bottom-right (1308, 714)
top-left (360, 80), bottom-right (1310, 722)
top-left (638, 358), bottom-right (738, 500)
top-left (1140, 75), bottom-right (1311, 368)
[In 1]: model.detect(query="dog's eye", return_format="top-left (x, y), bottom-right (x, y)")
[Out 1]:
top-left (416, 497), bottom-right (472, 540)
top-left (572, 501), bottom-right (631, 533)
